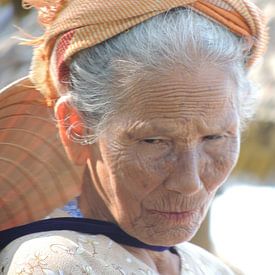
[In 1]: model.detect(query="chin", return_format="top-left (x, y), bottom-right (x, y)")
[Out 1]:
top-left (146, 226), bottom-right (200, 246)
top-left (130, 208), bottom-right (205, 246)
top-left (129, 221), bottom-right (202, 247)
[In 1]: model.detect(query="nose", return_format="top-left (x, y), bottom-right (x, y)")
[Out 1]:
top-left (164, 149), bottom-right (202, 195)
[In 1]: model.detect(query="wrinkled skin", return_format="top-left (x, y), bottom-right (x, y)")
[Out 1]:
top-left (80, 65), bottom-right (240, 246)
top-left (57, 65), bottom-right (240, 273)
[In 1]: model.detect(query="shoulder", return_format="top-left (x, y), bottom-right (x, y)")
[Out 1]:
top-left (0, 231), bottom-right (99, 274)
top-left (0, 231), bottom-right (154, 274)
top-left (176, 242), bottom-right (234, 275)
top-left (0, 231), bottom-right (116, 274)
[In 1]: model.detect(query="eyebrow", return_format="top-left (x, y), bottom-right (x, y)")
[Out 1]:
top-left (198, 114), bottom-right (239, 134)
top-left (126, 116), bottom-right (238, 139)
top-left (125, 121), bottom-right (175, 138)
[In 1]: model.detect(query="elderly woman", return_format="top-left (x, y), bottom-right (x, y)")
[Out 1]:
top-left (0, 0), bottom-right (268, 274)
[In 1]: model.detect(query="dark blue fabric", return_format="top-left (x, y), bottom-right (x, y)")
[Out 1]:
top-left (0, 218), bottom-right (172, 252)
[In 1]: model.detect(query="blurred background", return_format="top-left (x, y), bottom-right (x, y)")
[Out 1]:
top-left (0, 1), bottom-right (274, 274)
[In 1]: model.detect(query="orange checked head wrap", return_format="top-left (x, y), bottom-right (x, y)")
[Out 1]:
top-left (23, 0), bottom-right (269, 106)
top-left (0, 0), bottom-right (269, 231)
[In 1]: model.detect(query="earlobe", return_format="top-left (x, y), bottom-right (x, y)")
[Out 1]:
top-left (55, 98), bottom-right (89, 165)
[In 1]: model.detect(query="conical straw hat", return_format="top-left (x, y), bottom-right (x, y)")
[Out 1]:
top-left (0, 77), bottom-right (84, 231)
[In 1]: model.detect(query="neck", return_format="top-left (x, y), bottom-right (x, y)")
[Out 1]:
top-left (79, 165), bottom-right (114, 222)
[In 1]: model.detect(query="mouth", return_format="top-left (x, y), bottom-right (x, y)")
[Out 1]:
top-left (148, 209), bottom-right (199, 222)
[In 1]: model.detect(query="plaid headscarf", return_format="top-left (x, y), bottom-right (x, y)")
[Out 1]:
top-left (23, 0), bottom-right (269, 106)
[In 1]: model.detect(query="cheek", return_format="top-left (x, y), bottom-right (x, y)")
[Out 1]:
top-left (109, 143), bottom-right (176, 195)
top-left (200, 138), bottom-right (240, 192)
top-left (101, 143), bottom-right (178, 230)
top-left (135, 149), bottom-right (176, 183)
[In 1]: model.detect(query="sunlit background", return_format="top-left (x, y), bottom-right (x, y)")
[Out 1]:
top-left (0, 1), bottom-right (274, 274)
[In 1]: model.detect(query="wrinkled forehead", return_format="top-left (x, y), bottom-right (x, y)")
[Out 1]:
top-left (117, 66), bottom-right (238, 122)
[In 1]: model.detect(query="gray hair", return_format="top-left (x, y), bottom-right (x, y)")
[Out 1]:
top-left (66, 8), bottom-right (257, 143)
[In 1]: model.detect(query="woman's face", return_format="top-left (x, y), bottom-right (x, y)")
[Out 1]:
top-left (86, 66), bottom-right (240, 246)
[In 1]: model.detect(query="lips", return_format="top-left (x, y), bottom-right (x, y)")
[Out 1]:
top-left (149, 209), bottom-right (198, 222)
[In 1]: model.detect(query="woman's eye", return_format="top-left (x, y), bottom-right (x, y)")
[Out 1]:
top-left (203, 135), bottom-right (224, 141)
top-left (142, 138), bottom-right (163, 144)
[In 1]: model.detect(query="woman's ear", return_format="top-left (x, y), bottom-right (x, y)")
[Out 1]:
top-left (54, 97), bottom-right (90, 165)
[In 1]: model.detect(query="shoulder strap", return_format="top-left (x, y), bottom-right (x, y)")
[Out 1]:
top-left (0, 218), bottom-right (90, 250)
top-left (0, 218), bottom-right (172, 252)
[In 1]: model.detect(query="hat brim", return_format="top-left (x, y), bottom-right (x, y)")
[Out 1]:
top-left (0, 77), bottom-right (84, 231)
